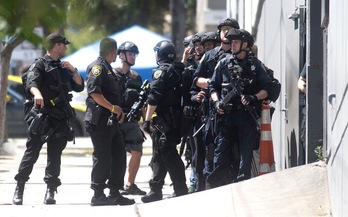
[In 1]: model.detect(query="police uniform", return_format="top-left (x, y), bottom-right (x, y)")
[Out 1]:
top-left (114, 68), bottom-right (145, 152)
top-left (142, 61), bottom-right (188, 201)
top-left (84, 57), bottom-right (127, 196)
top-left (191, 46), bottom-right (230, 189)
top-left (299, 65), bottom-right (307, 164)
top-left (208, 53), bottom-right (272, 187)
top-left (15, 55), bottom-right (84, 191)
top-left (182, 57), bottom-right (206, 192)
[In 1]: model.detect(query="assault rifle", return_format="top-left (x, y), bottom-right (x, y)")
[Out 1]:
top-left (126, 79), bottom-right (149, 122)
top-left (48, 66), bottom-right (76, 142)
top-left (49, 67), bottom-right (75, 119)
top-left (219, 65), bottom-right (260, 124)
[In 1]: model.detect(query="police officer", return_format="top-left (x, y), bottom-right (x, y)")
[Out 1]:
top-left (191, 18), bottom-right (240, 189)
top-left (13, 33), bottom-right (84, 205)
top-left (298, 63), bottom-right (307, 165)
top-left (141, 40), bottom-right (188, 203)
top-left (182, 31), bottom-right (205, 68)
top-left (193, 17), bottom-right (240, 89)
top-left (209, 28), bottom-right (272, 187)
top-left (113, 41), bottom-right (146, 195)
top-left (201, 31), bottom-right (220, 52)
top-left (181, 32), bottom-right (207, 193)
top-left (84, 38), bottom-right (134, 206)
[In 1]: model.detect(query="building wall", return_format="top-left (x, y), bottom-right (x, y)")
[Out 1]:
top-left (242, 0), bottom-right (305, 170)
top-left (197, 1), bottom-right (348, 214)
top-left (196, 0), bottom-right (227, 32)
top-left (326, 1), bottom-right (348, 216)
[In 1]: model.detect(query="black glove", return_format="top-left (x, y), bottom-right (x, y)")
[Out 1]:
top-left (143, 121), bottom-right (151, 134)
top-left (243, 94), bottom-right (258, 104)
top-left (214, 100), bottom-right (224, 111)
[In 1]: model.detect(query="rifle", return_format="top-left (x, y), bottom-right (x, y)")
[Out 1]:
top-left (221, 65), bottom-right (260, 125)
top-left (48, 67), bottom-right (75, 119)
top-left (126, 79), bottom-right (149, 122)
top-left (48, 66), bottom-right (76, 142)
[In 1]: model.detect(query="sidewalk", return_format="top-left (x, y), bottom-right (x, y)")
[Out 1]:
top-left (0, 137), bottom-right (331, 217)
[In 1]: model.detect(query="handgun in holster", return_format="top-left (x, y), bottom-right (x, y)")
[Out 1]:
top-left (28, 106), bottom-right (47, 135)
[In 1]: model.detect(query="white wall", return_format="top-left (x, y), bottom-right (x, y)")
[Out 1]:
top-left (326, 1), bottom-right (348, 216)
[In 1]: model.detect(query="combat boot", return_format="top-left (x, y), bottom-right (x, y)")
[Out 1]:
top-left (107, 188), bottom-right (135, 205)
top-left (141, 190), bottom-right (163, 203)
top-left (13, 181), bottom-right (25, 205)
top-left (44, 186), bottom-right (57, 204)
top-left (91, 189), bottom-right (117, 206)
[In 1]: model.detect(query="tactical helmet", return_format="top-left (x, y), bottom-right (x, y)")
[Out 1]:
top-left (183, 35), bottom-right (194, 47)
top-left (191, 32), bottom-right (205, 44)
top-left (239, 29), bottom-right (254, 48)
top-left (201, 31), bottom-right (219, 44)
top-left (117, 41), bottom-right (139, 55)
top-left (225, 29), bottom-right (254, 48)
top-left (217, 18), bottom-right (240, 31)
top-left (154, 40), bottom-right (176, 61)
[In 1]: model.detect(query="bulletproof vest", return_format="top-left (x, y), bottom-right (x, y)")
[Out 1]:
top-left (31, 58), bottom-right (72, 108)
top-left (182, 64), bottom-right (196, 106)
top-left (159, 63), bottom-right (183, 108)
top-left (121, 73), bottom-right (142, 112)
top-left (206, 47), bottom-right (229, 78)
top-left (222, 55), bottom-right (257, 103)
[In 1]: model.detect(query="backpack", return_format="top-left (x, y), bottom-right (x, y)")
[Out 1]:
top-left (265, 67), bottom-right (281, 102)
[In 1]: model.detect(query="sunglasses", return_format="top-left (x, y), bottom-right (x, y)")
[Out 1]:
top-left (221, 26), bottom-right (232, 32)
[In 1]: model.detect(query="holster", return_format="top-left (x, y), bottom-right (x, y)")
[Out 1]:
top-left (24, 100), bottom-right (34, 123)
top-left (27, 110), bottom-right (49, 136)
top-left (84, 104), bottom-right (102, 125)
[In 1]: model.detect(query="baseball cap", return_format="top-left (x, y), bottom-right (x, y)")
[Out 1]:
top-left (46, 32), bottom-right (70, 45)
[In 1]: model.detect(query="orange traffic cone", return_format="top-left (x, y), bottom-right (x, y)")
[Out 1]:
top-left (259, 101), bottom-right (275, 175)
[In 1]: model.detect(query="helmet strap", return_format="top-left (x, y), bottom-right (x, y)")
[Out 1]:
top-left (122, 51), bottom-right (135, 67)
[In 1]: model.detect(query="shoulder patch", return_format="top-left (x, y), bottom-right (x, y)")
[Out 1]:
top-left (91, 65), bottom-right (102, 77)
top-left (28, 63), bottom-right (36, 71)
top-left (153, 69), bottom-right (163, 79)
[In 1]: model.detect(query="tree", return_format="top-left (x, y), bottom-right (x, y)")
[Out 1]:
top-left (0, 0), bottom-right (67, 149)
top-left (65, 0), bottom-right (170, 53)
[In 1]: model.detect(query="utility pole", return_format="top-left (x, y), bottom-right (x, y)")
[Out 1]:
top-left (170, 0), bottom-right (186, 61)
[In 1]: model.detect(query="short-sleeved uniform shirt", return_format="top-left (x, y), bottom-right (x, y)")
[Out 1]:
top-left (85, 56), bottom-right (121, 107)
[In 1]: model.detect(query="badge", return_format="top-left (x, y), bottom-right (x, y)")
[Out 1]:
top-left (91, 65), bottom-right (102, 77)
top-left (153, 69), bottom-right (163, 79)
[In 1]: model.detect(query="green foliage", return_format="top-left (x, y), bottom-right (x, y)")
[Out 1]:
top-left (0, 0), bottom-right (67, 45)
top-left (314, 144), bottom-right (324, 161)
top-left (65, 0), bottom-right (170, 53)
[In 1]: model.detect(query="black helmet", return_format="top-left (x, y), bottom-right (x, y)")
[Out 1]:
top-left (225, 29), bottom-right (254, 48)
top-left (239, 29), bottom-right (254, 48)
top-left (217, 18), bottom-right (240, 31)
top-left (183, 35), bottom-right (194, 47)
top-left (117, 41), bottom-right (139, 55)
top-left (201, 31), bottom-right (219, 44)
top-left (154, 40), bottom-right (176, 61)
top-left (191, 32), bottom-right (205, 44)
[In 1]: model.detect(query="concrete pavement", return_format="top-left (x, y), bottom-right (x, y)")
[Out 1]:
top-left (0, 137), bottom-right (331, 217)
